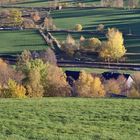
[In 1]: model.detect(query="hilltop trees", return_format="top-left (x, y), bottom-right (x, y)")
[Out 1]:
top-left (99, 28), bottom-right (126, 62)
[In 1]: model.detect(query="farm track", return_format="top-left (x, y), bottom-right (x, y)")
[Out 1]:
top-left (1, 54), bottom-right (140, 71)
top-left (58, 60), bottom-right (140, 71)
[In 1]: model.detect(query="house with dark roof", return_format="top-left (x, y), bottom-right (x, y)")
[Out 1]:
top-left (102, 71), bottom-right (134, 95)
top-left (65, 70), bottom-right (134, 97)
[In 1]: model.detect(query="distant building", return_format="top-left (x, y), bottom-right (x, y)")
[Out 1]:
top-left (102, 71), bottom-right (134, 95)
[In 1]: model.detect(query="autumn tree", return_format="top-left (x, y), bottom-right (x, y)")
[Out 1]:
top-left (43, 17), bottom-right (56, 30)
top-left (127, 0), bottom-right (139, 8)
top-left (22, 18), bottom-right (36, 29)
top-left (0, 59), bottom-right (23, 86)
top-left (39, 48), bottom-right (57, 65)
top-left (9, 9), bottom-right (23, 27)
top-left (128, 72), bottom-right (140, 98)
top-left (104, 79), bottom-right (121, 95)
top-left (99, 28), bottom-right (126, 62)
top-left (80, 37), bottom-right (101, 52)
top-left (2, 79), bottom-right (26, 98)
top-left (61, 34), bottom-right (78, 57)
top-left (96, 24), bottom-right (105, 32)
top-left (101, 0), bottom-right (124, 7)
top-left (43, 63), bottom-right (71, 97)
top-left (31, 11), bottom-right (40, 22)
top-left (74, 71), bottom-right (105, 97)
top-left (22, 59), bottom-right (46, 97)
top-left (17, 49), bottom-right (32, 71)
top-left (75, 24), bottom-right (83, 31)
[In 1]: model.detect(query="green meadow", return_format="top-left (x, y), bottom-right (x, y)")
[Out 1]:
top-left (0, 98), bottom-right (139, 140)
top-left (0, 30), bottom-right (47, 55)
top-left (52, 8), bottom-right (140, 35)
top-left (9, 0), bottom-right (101, 7)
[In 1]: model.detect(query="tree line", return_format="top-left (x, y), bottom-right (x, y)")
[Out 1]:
top-left (0, 48), bottom-right (140, 98)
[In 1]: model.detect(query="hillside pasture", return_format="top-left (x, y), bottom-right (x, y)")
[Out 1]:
top-left (8, 0), bottom-right (101, 7)
top-left (0, 98), bottom-right (139, 140)
top-left (52, 8), bottom-right (140, 35)
top-left (0, 30), bottom-right (47, 55)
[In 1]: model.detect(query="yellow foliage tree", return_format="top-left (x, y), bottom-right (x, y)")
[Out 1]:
top-left (9, 9), bottom-right (23, 27)
top-left (100, 28), bottom-right (126, 61)
top-left (75, 71), bottom-right (105, 97)
top-left (3, 79), bottom-right (26, 98)
top-left (75, 24), bottom-right (83, 31)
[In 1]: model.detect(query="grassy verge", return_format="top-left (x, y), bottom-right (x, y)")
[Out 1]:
top-left (0, 98), bottom-right (139, 140)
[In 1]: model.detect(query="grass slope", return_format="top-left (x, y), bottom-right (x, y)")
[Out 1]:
top-left (9, 0), bottom-right (100, 7)
top-left (52, 8), bottom-right (140, 35)
top-left (0, 30), bottom-right (47, 55)
top-left (0, 98), bottom-right (139, 140)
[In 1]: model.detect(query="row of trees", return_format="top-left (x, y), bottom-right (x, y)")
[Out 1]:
top-left (0, 53), bottom-right (140, 98)
top-left (0, 8), bottom-right (57, 30)
top-left (61, 28), bottom-right (126, 62)
top-left (101, 0), bottom-right (139, 8)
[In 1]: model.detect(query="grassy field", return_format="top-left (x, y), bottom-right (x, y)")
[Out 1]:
top-left (0, 30), bottom-right (47, 55)
top-left (0, 98), bottom-right (139, 140)
top-left (9, 0), bottom-right (100, 7)
top-left (52, 8), bottom-right (140, 35)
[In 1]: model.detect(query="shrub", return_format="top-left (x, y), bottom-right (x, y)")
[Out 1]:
top-left (75, 24), bottom-right (83, 31)
top-left (80, 37), bottom-right (101, 52)
top-left (75, 71), bottom-right (105, 97)
top-left (96, 24), bottom-right (104, 32)
top-left (2, 79), bottom-right (26, 98)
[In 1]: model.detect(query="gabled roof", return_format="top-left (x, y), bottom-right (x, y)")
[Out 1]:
top-left (102, 72), bottom-right (130, 80)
